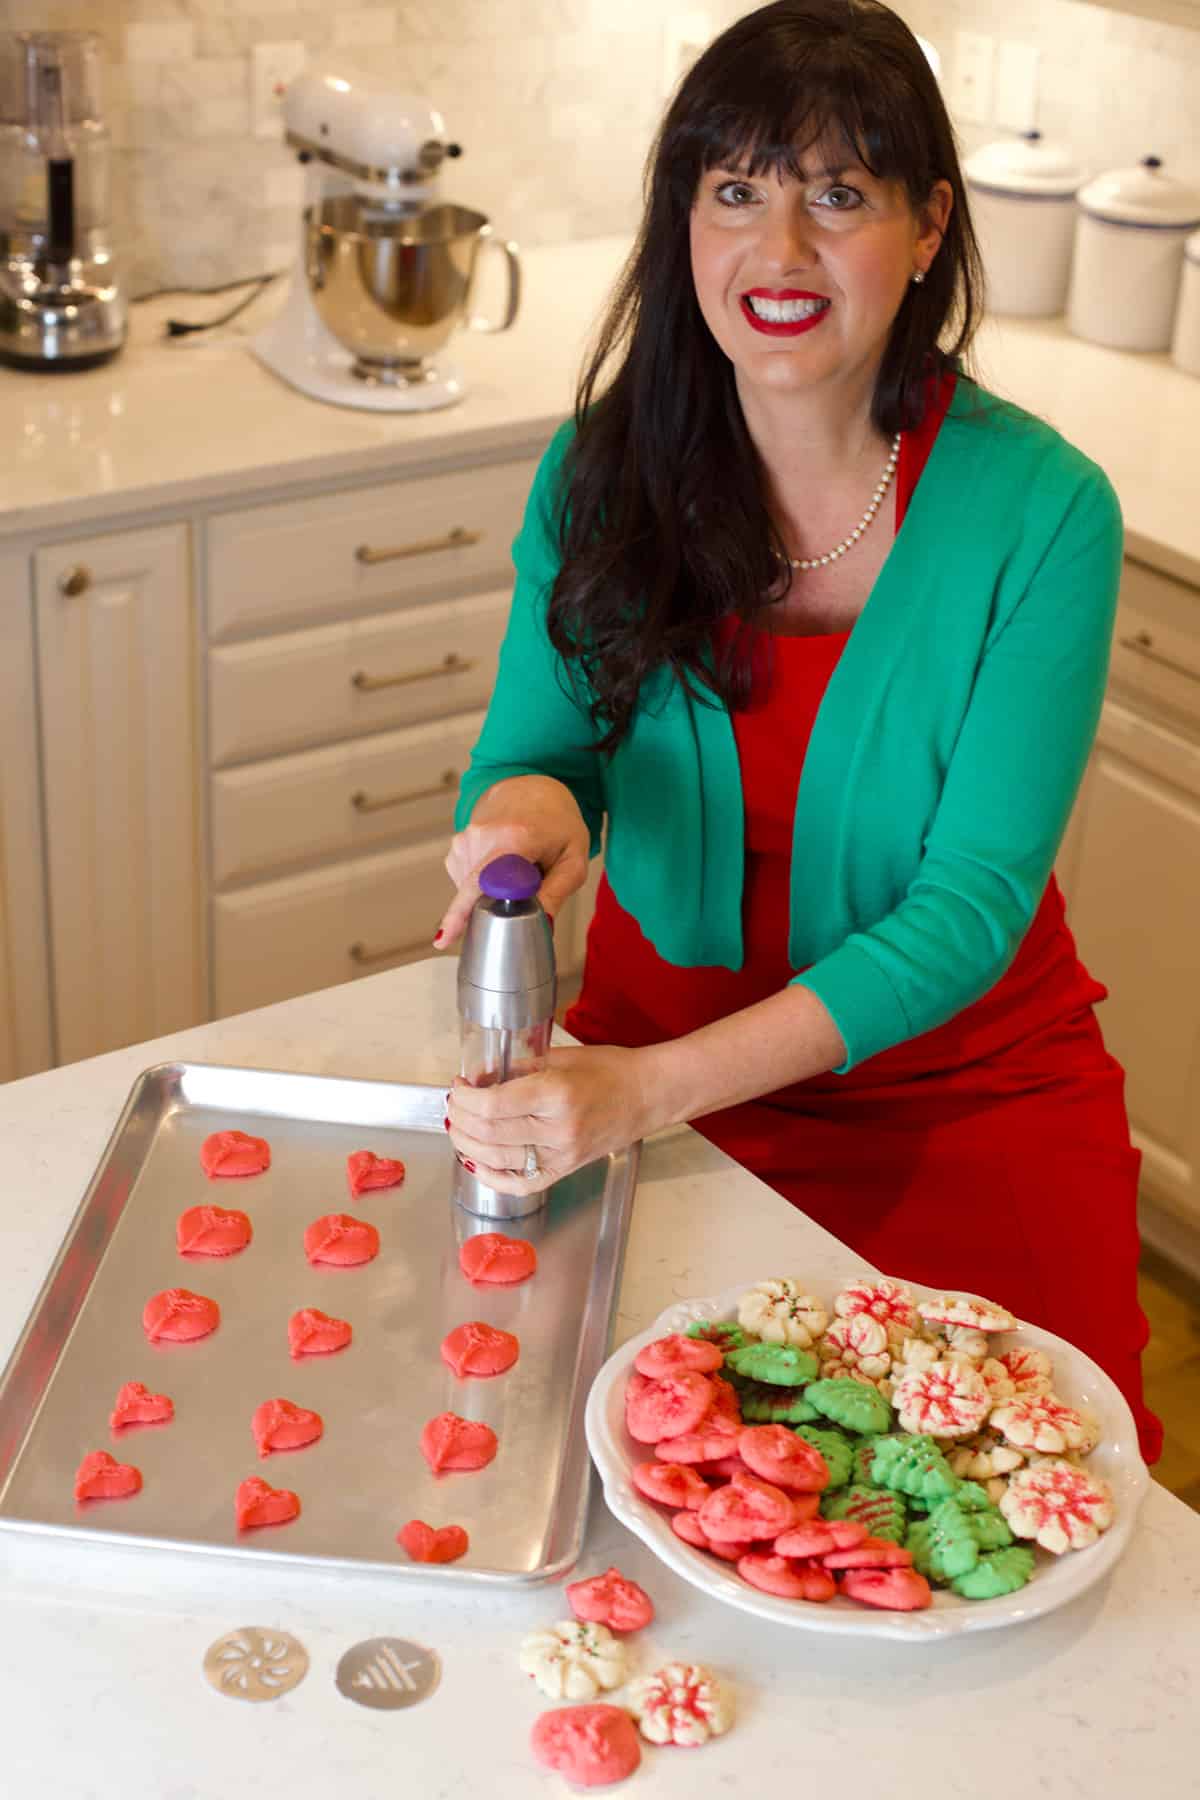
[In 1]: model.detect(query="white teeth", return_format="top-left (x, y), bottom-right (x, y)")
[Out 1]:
top-left (745, 294), bottom-right (830, 322)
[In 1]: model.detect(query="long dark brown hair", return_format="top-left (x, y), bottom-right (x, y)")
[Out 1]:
top-left (546, 0), bottom-right (985, 751)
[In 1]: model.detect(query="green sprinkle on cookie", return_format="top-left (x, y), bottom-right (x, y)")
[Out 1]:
top-left (725, 1342), bottom-right (819, 1386)
top-left (950, 1545), bottom-right (1035, 1600)
top-left (794, 1425), bottom-right (854, 1489)
top-left (823, 1484), bottom-right (908, 1542)
top-left (739, 1381), bottom-right (818, 1424)
top-left (804, 1377), bottom-right (892, 1435)
top-left (868, 1434), bottom-right (960, 1502)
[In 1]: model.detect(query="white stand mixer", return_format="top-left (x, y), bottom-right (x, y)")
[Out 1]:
top-left (251, 66), bottom-right (520, 412)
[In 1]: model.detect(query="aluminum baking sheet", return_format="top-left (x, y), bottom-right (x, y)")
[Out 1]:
top-left (0, 1062), bottom-right (637, 1585)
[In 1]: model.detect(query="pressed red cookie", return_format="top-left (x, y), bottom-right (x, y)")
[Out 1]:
top-left (670, 1509), bottom-right (744, 1562)
top-left (457, 1231), bottom-right (537, 1285)
top-left (440, 1321), bottom-right (520, 1380)
top-left (303, 1213), bottom-right (379, 1267)
top-left (235, 1477), bottom-right (300, 1530)
top-left (631, 1460), bottom-right (711, 1510)
top-left (346, 1150), bottom-right (406, 1198)
top-left (565, 1567), bottom-right (655, 1632)
top-left (655, 1411), bottom-right (741, 1463)
top-left (74, 1450), bottom-right (142, 1502)
top-left (176, 1203), bottom-right (252, 1257)
top-left (287, 1308), bottom-right (353, 1359)
top-left (822, 1536), bottom-right (914, 1569)
top-left (531, 1703), bottom-right (641, 1787)
top-left (841, 1566), bottom-right (933, 1610)
top-left (398, 1519), bottom-right (469, 1564)
top-left (625, 1372), bottom-right (715, 1445)
top-left (251, 1398), bottom-right (324, 1458)
top-left (738, 1551), bottom-right (837, 1602)
top-left (200, 1129), bottom-right (270, 1179)
top-left (109, 1381), bottom-right (174, 1431)
top-left (697, 1471), bottom-right (796, 1542)
top-left (774, 1519), bottom-right (867, 1558)
top-left (634, 1334), bottom-right (724, 1378)
top-left (419, 1412), bottom-right (498, 1474)
top-left (142, 1288), bottom-right (220, 1344)
top-left (738, 1424), bottom-right (830, 1492)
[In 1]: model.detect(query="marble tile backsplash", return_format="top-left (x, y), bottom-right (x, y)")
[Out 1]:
top-left (5, 0), bottom-right (1199, 297)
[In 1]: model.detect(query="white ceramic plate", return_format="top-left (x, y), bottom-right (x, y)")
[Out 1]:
top-left (585, 1280), bottom-right (1150, 1641)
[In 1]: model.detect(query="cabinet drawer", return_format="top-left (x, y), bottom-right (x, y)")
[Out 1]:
top-left (208, 587), bottom-right (507, 766)
top-left (213, 838), bottom-right (450, 1016)
top-left (1111, 559), bottom-right (1200, 733)
top-left (211, 709), bottom-right (483, 888)
top-left (207, 456), bottom-right (536, 640)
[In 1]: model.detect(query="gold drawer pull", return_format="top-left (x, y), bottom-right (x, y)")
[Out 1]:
top-left (351, 651), bottom-right (474, 694)
top-left (349, 936), bottom-right (429, 966)
top-left (351, 768), bottom-right (458, 814)
top-left (58, 565), bottom-right (92, 597)
top-left (354, 526), bottom-right (481, 565)
top-left (1118, 630), bottom-right (1200, 686)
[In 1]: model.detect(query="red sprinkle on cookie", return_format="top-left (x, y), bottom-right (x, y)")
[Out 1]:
top-left (440, 1321), bottom-right (520, 1380)
top-left (303, 1213), bottom-right (380, 1267)
top-left (142, 1288), bottom-right (220, 1344)
top-left (457, 1231), bottom-right (537, 1285)
top-left (287, 1308), bottom-right (353, 1359)
top-left (109, 1381), bottom-right (174, 1431)
top-left (235, 1477), bottom-right (300, 1530)
top-left (346, 1150), bottom-right (406, 1198)
top-left (419, 1412), bottom-right (498, 1474)
top-left (176, 1203), bottom-right (252, 1257)
top-left (200, 1130), bottom-right (270, 1179)
top-left (251, 1398), bottom-right (323, 1458)
top-left (398, 1519), bottom-right (469, 1564)
top-left (74, 1450), bottom-right (142, 1502)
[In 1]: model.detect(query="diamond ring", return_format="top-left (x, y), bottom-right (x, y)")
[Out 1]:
top-left (523, 1144), bottom-right (540, 1180)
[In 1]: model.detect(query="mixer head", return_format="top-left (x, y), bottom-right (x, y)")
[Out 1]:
top-left (282, 65), bottom-right (461, 212)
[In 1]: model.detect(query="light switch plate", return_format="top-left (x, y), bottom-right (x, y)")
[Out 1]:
top-left (951, 31), bottom-right (995, 126)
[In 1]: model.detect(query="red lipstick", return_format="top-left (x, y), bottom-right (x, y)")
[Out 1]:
top-left (740, 287), bottom-right (831, 337)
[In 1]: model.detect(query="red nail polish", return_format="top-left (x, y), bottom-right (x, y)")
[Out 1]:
top-left (463, 1159), bottom-right (476, 1173)
top-left (432, 929), bottom-right (444, 946)
top-left (443, 1115), bottom-right (450, 1131)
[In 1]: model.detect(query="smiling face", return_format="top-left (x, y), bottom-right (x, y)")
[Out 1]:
top-left (689, 144), bottom-right (951, 411)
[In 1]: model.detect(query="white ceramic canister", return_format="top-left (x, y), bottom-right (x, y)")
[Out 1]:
top-left (1171, 230), bottom-right (1200, 378)
top-left (1067, 155), bottom-right (1200, 352)
top-left (964, 131), bottom-right (1083, 318)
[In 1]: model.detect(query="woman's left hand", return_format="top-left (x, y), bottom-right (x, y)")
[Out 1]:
top-left (447, 1045), bottom-right (657, 1195)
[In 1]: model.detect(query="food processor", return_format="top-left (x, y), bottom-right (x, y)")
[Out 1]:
top-left (0, 29), bottom-right (126, 371)
top-left (251, 64), bottom-right (520, 411)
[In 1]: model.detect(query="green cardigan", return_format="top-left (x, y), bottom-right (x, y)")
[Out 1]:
top-left (456, 380), bottom-right (1123, 1071)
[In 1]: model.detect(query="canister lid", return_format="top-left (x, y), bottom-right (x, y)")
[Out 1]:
top-left (1077, 156), bottom-right (1200, 229)
top-left (963, 131), bottom-right (1083, 199)
top-left (479, 854), bottom-right (541, 902)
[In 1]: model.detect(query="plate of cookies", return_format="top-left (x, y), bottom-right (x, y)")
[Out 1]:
top-left (584, 1274), bottom-right (1150, 1640)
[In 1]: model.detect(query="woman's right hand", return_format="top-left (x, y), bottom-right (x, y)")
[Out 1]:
top-left (435, 774), bottom-right (593, 949)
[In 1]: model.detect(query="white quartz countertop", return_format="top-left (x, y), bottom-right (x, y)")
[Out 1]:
top-left (3, 235), bottom-right (1199, 589)
top-left (1, 956), bottom-right (1198, 1799)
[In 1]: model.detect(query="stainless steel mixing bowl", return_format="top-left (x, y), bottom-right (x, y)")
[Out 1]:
top-left (303, 197), bottom-right (520, 385)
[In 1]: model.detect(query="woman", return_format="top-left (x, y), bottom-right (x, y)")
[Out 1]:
top-left (435, 0), bottom-right (1162, 1461)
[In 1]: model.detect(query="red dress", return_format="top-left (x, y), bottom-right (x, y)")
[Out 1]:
top-left (567, 376), bottom-right (1161, 1463)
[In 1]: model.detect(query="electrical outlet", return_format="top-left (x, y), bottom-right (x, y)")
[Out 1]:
top-left (950, 31), bottom-right (995, 126)
top-left (251, 41), bottom-right (306, 142)
top-left (662, 12), bottom-right (712, 100)
top-left (994, 41), bottom-right (1040, 135)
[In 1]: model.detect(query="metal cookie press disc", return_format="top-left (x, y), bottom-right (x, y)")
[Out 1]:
top-left (203, 1626), bottom-right (310, 1702)
top-left (335, 1637), bottom-right (441, 1710)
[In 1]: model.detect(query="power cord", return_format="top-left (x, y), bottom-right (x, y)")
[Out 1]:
top-left (130, 269), bottom-right (285, 337)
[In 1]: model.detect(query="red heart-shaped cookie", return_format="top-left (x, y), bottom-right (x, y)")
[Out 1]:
top-left (303, 1213), bottom-right (380, 1267)
top-left (109, 1380), bottom-right (175, 1430)
top-left (235, 1476), bottom-right (301, 1530)
top-left (287, 1307), bottom-right (353, 1359)
top-left (419, 1411), bottom-right (498, 1474)
top-left (440, 1321), bottom-right (520, 1380)
top-left (397, 1519), bottom-right (470, 1564)
top-left (457, 1231), bottom-right (537, 1285)
top-left (75, 1450), bottom-right (142, 1502)
top-left (200, 1129), bottom-right (271, 1178)
top-left (176, 1203), bottom-right (253, 1257)
top-left (346, 1150), bottom-right (407, 1198)
top-left (251, 1397), bottom-right (324, 1458)
top-left (565, 1566), bottom-right (655, 1632)
top-left (142, 1288), bottom-right (220, 1344)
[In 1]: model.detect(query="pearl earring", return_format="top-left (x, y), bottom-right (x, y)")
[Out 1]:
top-left (911, 269), bottom-right (926, 284)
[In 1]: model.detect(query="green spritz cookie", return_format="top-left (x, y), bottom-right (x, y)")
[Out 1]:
top-left (739, 1380), bottom-right (818, 1424)
top-left (950, 1545), bottom-right (1035, 1600)
top-left (725, 1342), bottom-right (819, 1386)
top-left (823, 1484), bottom-right (908, 1543)
top-left (852, 1434), bottom-right (884, 1484)
top-left (954, 1480), bottom-right (996, 1513)
top-left (804, 1377), bottom-right (892, 1435)
top-left (964, 1505), bottom-right (1013, 1553)
top-left (794, 1425), bottom-right (854, 1489)
top-left (686, 1320), bottom-right (748, 1354)
top-left (867, 1434), bottom-right (959, 1503)
top-left (906, 1496), bottom-right (979, 1583)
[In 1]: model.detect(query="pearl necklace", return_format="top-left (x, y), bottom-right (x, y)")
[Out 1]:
top-left (786, 430), bottom-right (902, 570)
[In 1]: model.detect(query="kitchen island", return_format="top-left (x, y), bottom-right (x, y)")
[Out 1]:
top-left (0, 956), bottom-right (1196, 1799)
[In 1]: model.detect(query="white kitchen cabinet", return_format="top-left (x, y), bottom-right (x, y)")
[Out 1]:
top-left (0, 547), bottom-right (53, 1080)
top-left (34, 526), bottom-right (201, 1065)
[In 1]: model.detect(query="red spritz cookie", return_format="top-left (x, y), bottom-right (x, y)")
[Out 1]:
top-left (625, 1372), bottom-right (714, 1445)
top-left (200, 1130), bottom-right (270, 1179)
top-left (109, 1381), bottom-right (174, 1431)
top-left (697, 1471), bottom-right (796, 1542)
top-left (841, 1566), bottom-right (933, 1611)
top-left (287, 1308), bottom-right (352, 1359)
top-left (176, 1203), bottom-right (252, 1257)
top-left (631, 1461), bottom-right (710, 1510)
top-left (235, 1477), bottom-right (300, 1531)
top-left (75, 1450), bottom-right (142, 1502)
top-left (398, 1519), bottom-right (469, 1564)
top-left (458, 1231), bottom-right (537, 1285)
top-left (142, 1288), bottom-right (220, 1344)
top-left (531, 1704), bottom-right (641, 1788)
top-left (346, 1150), bottom-right (406, 1198)
top-left (440, 1321), bottom-right (520, 1380)
top-left (738, 1424), bottom-right (830, 1492)
top-left (654, 1411), bottom-right (740, 1463)
top-left (671, 1510), bottom-right (743, 1562)
top-left (251, 1398), bottom-right (324, 1458)
top-left (738, 1551), bottom-right (836, 1603)
top-left (774, 1519), bottom-right (867, 1559)
top-left (565, 1567), bottom-right (655, 1632)
top-left (822, 1536), bottom-right (913, 1570)
top-left (303, 1213), bottom-right (379, 1267)
top-left (634, 1334), bottom-right (724, 1378)
top-left (419, 1412), bottom-right (498, 1474)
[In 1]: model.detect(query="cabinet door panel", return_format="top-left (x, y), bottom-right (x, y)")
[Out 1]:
top-left (0, 547), bottom-right (53, 1078)
top-left (35, 527), bottom-right (200, 1064)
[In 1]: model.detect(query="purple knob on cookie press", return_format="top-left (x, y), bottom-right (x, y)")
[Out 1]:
top-left (478, 854), bottom-right (541, 902)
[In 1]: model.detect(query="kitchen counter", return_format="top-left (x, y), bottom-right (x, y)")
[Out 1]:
top-left (3, 235), bottom-right (1199, 590)
top-left (1, 956), bottom-right (1197, 1799)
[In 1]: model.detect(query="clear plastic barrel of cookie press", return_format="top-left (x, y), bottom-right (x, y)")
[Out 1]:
top-left (459, 1019), bottom-right (552, 1090)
